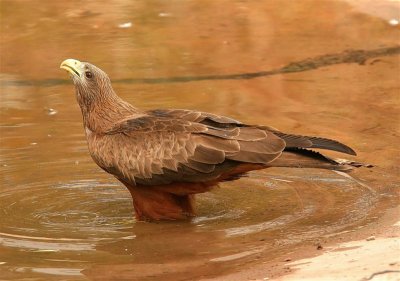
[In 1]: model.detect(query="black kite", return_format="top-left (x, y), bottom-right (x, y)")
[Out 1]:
top-left (60, 59), bottom-right (369, 221)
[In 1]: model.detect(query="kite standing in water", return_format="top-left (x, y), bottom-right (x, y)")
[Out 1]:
top-left (61, 59), bottom-right (369, 221)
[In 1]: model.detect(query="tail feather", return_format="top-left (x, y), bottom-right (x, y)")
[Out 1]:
top-left (307, 136), bottom-right (357, 155)
top-left (333, 158), bottom-right (373, 168)
top-left (271, 131), bottom-right (357, 156)
top-left (268, 148), bottom-right (371, 171)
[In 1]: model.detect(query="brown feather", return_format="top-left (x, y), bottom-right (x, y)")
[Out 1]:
top-left (268, 131), bottom-right (357, 155)
top-left (191, 145), bottom-right (225, 164)
top-left (63, 60), bottom-right (368, 221)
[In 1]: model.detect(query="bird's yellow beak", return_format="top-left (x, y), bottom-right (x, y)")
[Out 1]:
top-left (60, 59), bottom-right (84, 77)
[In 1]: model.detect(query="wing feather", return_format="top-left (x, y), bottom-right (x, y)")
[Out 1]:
top-left (191, 145), bottom-right (226, 164)
top-left (88, 113), bottom-right (286, 186)
top-left (229, 150), bottom-right (282, 163)
top-left (85, 108), bottom-right (360, 187)
top-left (147, 110), bottom-right (356, 156)
top-left (184, 159), bottom-right (216, 173)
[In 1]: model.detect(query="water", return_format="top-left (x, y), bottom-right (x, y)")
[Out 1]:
top-left (1, 0), bottom-right (399, 280)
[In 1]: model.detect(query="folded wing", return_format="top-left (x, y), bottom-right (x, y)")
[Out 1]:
top-left (90, 114), bottom-right (285, 186)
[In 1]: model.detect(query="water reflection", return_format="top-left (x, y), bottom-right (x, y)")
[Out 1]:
top-left (1, 0), bottom-right (399, 280)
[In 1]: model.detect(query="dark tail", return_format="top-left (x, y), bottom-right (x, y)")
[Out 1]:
top-left (271, 131), bottom-right (357, 156)
top-left (268, 148), bottom-right (372, 171)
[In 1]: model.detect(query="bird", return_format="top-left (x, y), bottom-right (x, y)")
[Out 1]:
top-left (60, 59), bottom-right (370, 221)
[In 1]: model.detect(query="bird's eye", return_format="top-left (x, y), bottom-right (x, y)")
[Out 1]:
top-left (85, 71), bottom-right (93, 79)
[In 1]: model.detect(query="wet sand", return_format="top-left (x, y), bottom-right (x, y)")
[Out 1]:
top-left (200, 206), bottom-right (400, 281)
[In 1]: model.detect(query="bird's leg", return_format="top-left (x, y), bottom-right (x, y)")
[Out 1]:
top-left (123, 183), bottom-right (195, 221)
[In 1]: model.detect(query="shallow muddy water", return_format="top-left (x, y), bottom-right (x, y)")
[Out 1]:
top-left (0, 0), bottom-right (399, 280)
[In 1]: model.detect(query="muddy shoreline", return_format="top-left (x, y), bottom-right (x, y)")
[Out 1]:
top-left (201, 205), bottom-right (400, 281)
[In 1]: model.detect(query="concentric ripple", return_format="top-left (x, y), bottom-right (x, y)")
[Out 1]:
top-left (0, 159), bottom-right (382, 281)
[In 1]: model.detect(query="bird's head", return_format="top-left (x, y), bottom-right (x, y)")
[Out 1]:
top-left (60, 59), bottom-right (114, 109)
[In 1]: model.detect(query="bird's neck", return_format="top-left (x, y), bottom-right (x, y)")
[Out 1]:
top-left (80, 94), bottom-right (140, 133)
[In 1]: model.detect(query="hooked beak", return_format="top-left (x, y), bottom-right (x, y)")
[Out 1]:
top-left (60, 59), bottom-right (84, 77)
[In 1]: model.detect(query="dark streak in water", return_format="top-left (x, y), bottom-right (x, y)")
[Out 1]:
top-left (3, 46), bottom-right (400, 87)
